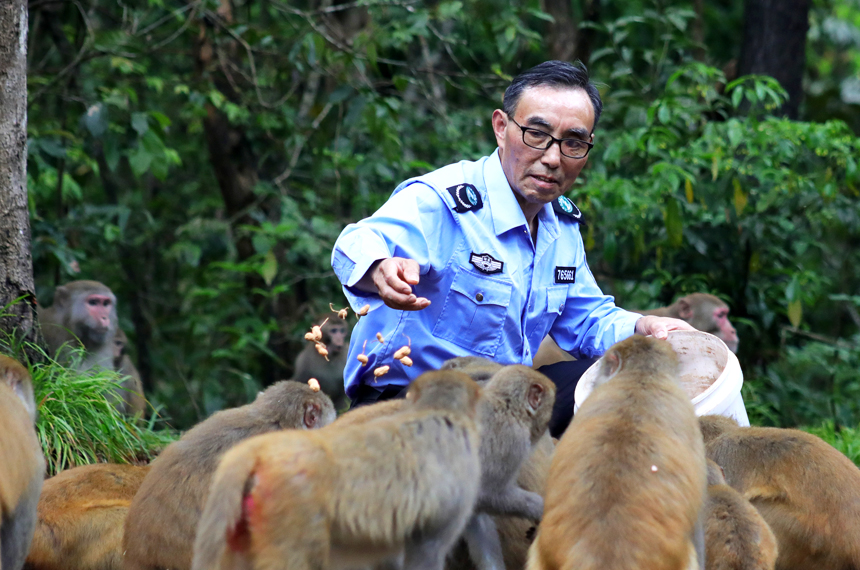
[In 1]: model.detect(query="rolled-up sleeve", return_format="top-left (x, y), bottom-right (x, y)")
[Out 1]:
top-left (331, 181), bottom-right (445, 310)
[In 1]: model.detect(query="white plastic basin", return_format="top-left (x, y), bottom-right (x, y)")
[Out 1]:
top-left (573, 331), bottom-right (750, 426)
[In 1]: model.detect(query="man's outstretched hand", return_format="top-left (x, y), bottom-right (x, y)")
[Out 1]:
top-left (634, 315), bottom-right (695, 339)
top-left (366, 258), bottom-right (431, 311)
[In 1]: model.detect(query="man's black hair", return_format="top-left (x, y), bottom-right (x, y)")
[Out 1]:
top-left (502, 60), bottom-right (603, 132)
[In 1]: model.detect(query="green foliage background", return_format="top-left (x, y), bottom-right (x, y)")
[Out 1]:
top-left (26, 0), bottom-right (860, 442)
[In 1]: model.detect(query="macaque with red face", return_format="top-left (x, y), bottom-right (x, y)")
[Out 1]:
top-left (641, 294), bottom-right (739, 353)
top-left (39, 280), bottom-right (118, 371)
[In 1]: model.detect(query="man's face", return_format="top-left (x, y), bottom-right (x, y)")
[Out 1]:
top-left (492, 85), bottom-right (595, 207)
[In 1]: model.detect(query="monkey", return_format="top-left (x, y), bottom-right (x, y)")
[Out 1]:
top-left (706, 423), bottom-right (860, 570)
top-left (532, 292), bottom-right (740, 370)
top-left (191, 370), bottom-right (483, 570)
top-left (0, 355), bottom-right (46, 570)
top-left (40, 280), bottom-right (119, 371)
top-left (528, 335), bottom-right (707, 570)
top-left (702, 459), bottom-right (778, 570)
top-left (110, 329), bottom-right (146, 419)
top-left (440, 356), bottom-right (504, 383)
top-left (639, 294), bottom-right (739, 354)
top-left (335, 363), bottom-right (556, 570)
top-left (698, 414), bottom-right (743, 445)
top-left (293, 316), bottom-right (350, 410)
top-left (122, 380), bottom-right (336, 570)
top-left (25, 463), bottom-right (151, 570)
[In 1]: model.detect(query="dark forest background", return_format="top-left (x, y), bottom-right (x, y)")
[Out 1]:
top-left (19, 0), bottom-right (860, 440)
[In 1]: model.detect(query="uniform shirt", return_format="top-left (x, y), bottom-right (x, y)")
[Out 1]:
top-left (331, 149), bottom-right (641, 400)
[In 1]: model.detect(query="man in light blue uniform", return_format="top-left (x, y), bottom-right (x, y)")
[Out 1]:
top-left (332, 61), bottom-right (692, 432)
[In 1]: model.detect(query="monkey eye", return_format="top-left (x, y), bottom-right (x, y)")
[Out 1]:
top-left (88, 298), bottom-right (100, 306)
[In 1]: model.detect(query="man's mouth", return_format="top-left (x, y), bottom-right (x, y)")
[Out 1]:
top-left (530, 174), bottom-right (557, 186)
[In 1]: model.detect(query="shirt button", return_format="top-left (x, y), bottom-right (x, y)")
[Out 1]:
top-left (475, 293), bottom-right (484, 302)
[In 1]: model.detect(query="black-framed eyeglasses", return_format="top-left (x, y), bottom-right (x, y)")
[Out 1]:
top-left (509, 116), bottom-right (594, 159)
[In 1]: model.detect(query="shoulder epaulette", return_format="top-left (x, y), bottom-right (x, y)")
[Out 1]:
top-left (552, 196), bottom-right (586, 224)
top-left (446, 183), bottom-right (483, 213)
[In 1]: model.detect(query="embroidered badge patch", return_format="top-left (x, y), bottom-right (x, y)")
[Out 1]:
top-left (555, 266), bottom-right (576, 283)
top-left (470, 252), bottom-right (504, 275)
top-left (447, 183), bottom-right (484, 213)
top-left (552, 196), bottom-right (583, 220)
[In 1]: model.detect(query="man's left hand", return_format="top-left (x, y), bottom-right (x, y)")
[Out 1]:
top-left (634, 315), bottom-right (695, 340)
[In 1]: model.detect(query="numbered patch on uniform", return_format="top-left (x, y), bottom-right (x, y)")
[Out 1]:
top-left (470, 252), bottom-right (503, 275)
top-left (555, 266), bottom-right (576, 283)
top-left (447, 183), bottom-right (484, 213)
top-left (552, 196), bottom-right (582, 220)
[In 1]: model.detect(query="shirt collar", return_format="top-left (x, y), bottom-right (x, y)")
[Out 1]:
top-left (484, 149), bottom-right (560, 239)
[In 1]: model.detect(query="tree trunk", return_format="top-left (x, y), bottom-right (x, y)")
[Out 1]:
top-left (738, 0), bottom-right (810, 119)
top-left (0, 0), bottom-right (41, 362)
top-left (574, 0), bottom-right (600, 67)
top-left (542, 0), bottom-right (577, 62)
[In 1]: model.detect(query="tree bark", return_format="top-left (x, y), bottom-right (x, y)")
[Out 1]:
top-left (738, 0), bottom-right (810, 119)
top-left (574, 0), bottom-right (600, 67)
top-left (542, 0), bottom-right (577, 62)
top-left (0, 0), bottom-right (41, 362)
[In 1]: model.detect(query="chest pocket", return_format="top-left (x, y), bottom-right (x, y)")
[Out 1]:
top-left (433, 266), bottom-right (512, 357)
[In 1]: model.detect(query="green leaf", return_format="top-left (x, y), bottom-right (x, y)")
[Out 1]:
top-left (131, 112), bottom-right (149, 136)
top-left (260, 250), bottom-right (278, 286)
top-left (128, 148), bottom-right (152, 178)
top-left (731, 87), bottom-right (744, 108)
top-left (685, 178), bottom-right (694, 203)
top-left (664, 197), bottom-right (683, 248)
top-left (83, 103), bottom-right (108, 138)
top-left (787, 299), bottom-right (803, 328)
top-left (733, 178), bottom-right (747, 217)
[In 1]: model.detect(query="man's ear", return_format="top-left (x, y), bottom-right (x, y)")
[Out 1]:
top-left (492, 109), bottom-right (508, 148)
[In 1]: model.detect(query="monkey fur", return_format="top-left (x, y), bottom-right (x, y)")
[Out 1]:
top-left (122, 380), bottom-right (336, 570)
top-left (191, 370), bottom-right (483, 570)
top-left (25, 464), bottom-right (150, 570)
top-left (528, 335), bottom-right (707, 570)
top-left (0, 355), bottom-right (45, 570)
top-left (702, 459), bottom-right (778, 570)
top-left (705, 419), bottom-right (860, 570)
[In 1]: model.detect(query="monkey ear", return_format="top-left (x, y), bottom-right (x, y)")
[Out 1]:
top-left (303, 402), bottom-right (323, 429)
top-left (603, 351), bottom-right (622, 379)
top-left (676, 299), bottom-right (693, 320)
top-left (53, 285), bottom-right (71, 308)
top-left (527, 383), bottom-right (545, 411)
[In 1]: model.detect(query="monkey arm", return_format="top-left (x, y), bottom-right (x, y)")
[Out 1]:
top-left (477, 485), bottom-right (543, 522)
top-left (462, 513), bottom-right (505, 570)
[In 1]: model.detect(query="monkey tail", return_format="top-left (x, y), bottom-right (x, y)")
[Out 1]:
top-left (191, 447), bottom-right (260, 570)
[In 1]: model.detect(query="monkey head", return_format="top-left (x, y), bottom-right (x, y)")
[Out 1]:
top-left (676, 294), bottom-right (739, 354)
top-left (440, 356), bottom-right (504, 384)
top-left (595, 335), bottom-right (680, 387)
top-left (53, 281), bottom-right (118, 347)
top-left (406, 370), bottom-right (482, 416)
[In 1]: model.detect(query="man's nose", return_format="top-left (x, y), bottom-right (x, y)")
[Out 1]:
top-left (540, 141), bottom-right (562, 167)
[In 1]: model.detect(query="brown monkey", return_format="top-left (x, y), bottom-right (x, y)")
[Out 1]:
top-left (40, 281), bottom-right (119, 371)
top-left (440, 356), bottom-right (504, 383)
top-left (533, 292), bottom-right (740, 369)
top-left (703, 459), bottom-right (778, 570)
top-left (0, 355), bottom-right (46, 570)
top-left (640, 293), bottom-right (739, 353)
top-left (110, 330), bottom-right (146, 419)
top-left (26, 463), bottom-right (151, 570)
top-left (528, 336), bottom-right (707, 570)
top-left (191, 370), bottom-right (482, 570)
top-left (336, 363), bottom-right (555, 570)
top-left (698, 414), bottom-right (743, 445)
top-left (706, 424), bottom-right (860, 570)
top-left (293, 317), bottom-right (349, 410)
top-left (122, 380), bottom-right (336, 570)
top-left (461, 365), bottom-right (555, 570)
